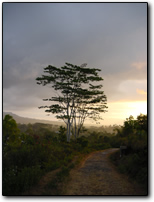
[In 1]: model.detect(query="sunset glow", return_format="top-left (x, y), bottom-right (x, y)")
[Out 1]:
top-left (97, 101), bottom-right (147, 126)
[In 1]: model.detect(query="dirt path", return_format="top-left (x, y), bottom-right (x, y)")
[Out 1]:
top-left (63, 148), bottom-right (145, 195)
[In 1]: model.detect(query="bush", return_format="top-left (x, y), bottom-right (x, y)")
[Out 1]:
top-left (3, 166), bottom-right (43, 195)
top-left (110, 149), bottom-right (147, 188)
top-left (56, 166), bottom-right (70, 182)
top-left (77, 136), bottom-right (88, 148)
top-left (110, 114), bottom-right (147, 190)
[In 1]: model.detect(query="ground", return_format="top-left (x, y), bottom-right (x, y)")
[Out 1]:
top-left (24, 148), bottom-right (146, 196)
top-left (63, 148), bottom-right (146, 195)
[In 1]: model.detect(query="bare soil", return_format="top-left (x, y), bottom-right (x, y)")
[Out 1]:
top-left (63, 148), bottom-right (146, 195)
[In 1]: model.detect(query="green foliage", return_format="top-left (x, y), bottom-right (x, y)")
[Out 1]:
top-left (36, 62), bottom-right (108, 141)
top-left (56, 166), bottom-right (70, 181)
top-left (3, 115), bottom-right (20, 149)
top-left (77, 136), bottom-right (88, 148)
top-left (3, 113), bottom-right (147, 195)
top-left (44, 165), bottom-right (71, 195)
top-left (110, 114), bottom-right (147, 190)
top-left (117, 150), bottom-right (147, 186)
top-left (58, 126), bottom-right (67, 142)
top-left (3, 165), bottom-right (42, 195)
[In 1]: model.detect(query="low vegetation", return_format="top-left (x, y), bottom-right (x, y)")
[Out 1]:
top-left (110, 114), bottom-right (147, 190)
top-left (2, 114), bottom-right (147, 195)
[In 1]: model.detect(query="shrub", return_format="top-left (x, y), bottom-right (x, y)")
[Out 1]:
top-left (77, 136), bottom-right (88, 148)
top-left (56, 166), bottom-right (70, 182)
top-left (3, 166), bottom-right (43, 195)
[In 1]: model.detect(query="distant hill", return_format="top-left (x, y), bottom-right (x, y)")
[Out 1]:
top-left (3, 112), bottom-right (64, 125)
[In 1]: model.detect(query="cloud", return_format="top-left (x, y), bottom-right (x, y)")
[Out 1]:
top-left (3, 59), bottom-right (55, 112)
top-left (3, 3), bottom-right (147, 121)
top-left (131, 62), bottom-right (147, 70)
top-left (3, 57), bottom-right (48, 89)
top-left (136, 88), bottom-right (147, 95)
top-left (102, 61), bottom-right (147, 103)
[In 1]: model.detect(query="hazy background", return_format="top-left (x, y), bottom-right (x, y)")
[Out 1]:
top-left (3, 2), bottom-right (147, 125)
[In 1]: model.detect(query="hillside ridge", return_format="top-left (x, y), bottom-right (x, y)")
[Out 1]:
top-left (3, 112), bottom-right (64, 125)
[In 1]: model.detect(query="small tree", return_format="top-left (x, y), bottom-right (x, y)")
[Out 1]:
top-left (36, 63), bottom-right (107, 142)
top-left (136, 114), bottom-right (147, 131)
top-left (3, 115), bottom-right (21, 153)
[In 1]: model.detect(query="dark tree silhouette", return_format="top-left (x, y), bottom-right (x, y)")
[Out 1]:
top-left (36, 63), bottom-right (107, 142)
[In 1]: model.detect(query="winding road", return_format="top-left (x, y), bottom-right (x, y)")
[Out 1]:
top-left (63, 148), bottom-right (145, 195)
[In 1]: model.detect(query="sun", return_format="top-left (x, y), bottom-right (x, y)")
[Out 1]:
top-left (102, 101), bottom-right (147, 125)
top-left (126, 101), bottom-right (147, 118)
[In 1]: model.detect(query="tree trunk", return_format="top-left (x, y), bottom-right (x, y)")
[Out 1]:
top-left (67, 119), bottom-right (71, 142)
top-left (66, 122), bottom-right (69, 142)
top-left (74, 112), bottom-right (77, 140)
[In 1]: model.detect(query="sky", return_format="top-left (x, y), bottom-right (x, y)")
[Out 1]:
top-left (3, 2), bottom-right (147, 126)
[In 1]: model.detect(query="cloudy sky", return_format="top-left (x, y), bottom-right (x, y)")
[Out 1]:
top-left (3, 2), bottom-right (147, 125)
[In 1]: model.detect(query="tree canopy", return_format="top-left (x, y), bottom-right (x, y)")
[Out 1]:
top-left (3, 114), bottom-right (20, 148)
top-left (36, 63), bottom-right (108, 142)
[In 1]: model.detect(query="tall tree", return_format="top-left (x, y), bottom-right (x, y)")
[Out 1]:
top-left (36, 63), bottom-right (107, 142)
